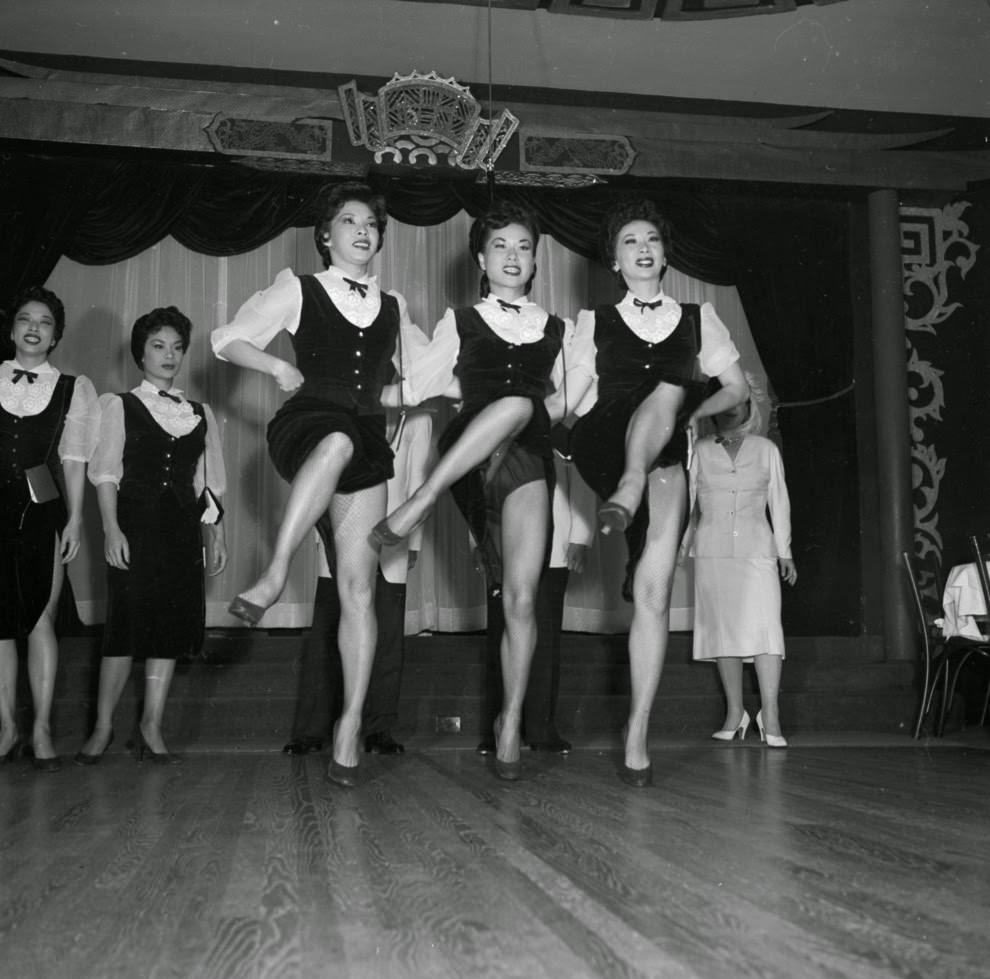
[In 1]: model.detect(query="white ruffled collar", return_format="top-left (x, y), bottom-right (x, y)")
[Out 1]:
top-left (616, 290), bottom-right (683, 343)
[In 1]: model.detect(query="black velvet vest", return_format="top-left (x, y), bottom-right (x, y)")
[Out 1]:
top-left (288, 274), bottom-right (399, 415)
top-left (594, 304), bottom-right (700, 401)
top-left (452, 307), bottom-right (564, 411)
top-left (117, 393), bottom-right (205, 513)
top-left (0, 374), bottom-right (75, 494)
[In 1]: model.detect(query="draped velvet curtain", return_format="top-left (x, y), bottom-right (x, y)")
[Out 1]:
top-left (2, 151), bottom-right (861, 634)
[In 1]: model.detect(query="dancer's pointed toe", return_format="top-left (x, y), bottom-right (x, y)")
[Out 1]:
top-left (598, 501), bottom-right (633, 534)
top-left (228, 595), bottom-right (266, 626)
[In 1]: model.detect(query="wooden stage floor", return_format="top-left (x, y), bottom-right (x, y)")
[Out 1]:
top-left (2, 732), bottom-right (989, 979)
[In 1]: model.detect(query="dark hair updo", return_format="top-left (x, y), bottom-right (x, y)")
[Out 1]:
top-left (468, 200), bottom-right (541, 299)
top-left (600, 199), bottom-right (673, 287)
top-left (6, 285), bottom-right (67, 350)
top-left (131, 306), bottom-right (192, 368)
top-left (313, 181), bottom-right (388, 268)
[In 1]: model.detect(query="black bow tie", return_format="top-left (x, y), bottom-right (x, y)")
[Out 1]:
top-left (344, 278), bottom-right (368, 298)
top-left (11, 368), bottom-right (38, 384)
top-left (159, 389), bottom-right (182, 404)
top-left (633, 298), bottom-right (663, 313)
top-left (497, 298), bottom-right (521, 314)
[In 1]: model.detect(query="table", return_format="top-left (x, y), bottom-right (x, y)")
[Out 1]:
top-left (942, 562), bottom-right (990, 639)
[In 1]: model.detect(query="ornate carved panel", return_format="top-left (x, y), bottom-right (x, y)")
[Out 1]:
top-left (900, 203), bottom-right (980, 575)
top-left (204, 116), bottom-right (333, 161)
top-left (520, 131), bottom-right (636, 175)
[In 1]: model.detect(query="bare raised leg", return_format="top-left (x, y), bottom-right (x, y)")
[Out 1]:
top-left (329, 482), bottom-right (387, 775)
top-left (232, 432), bottom-right (355, 623)
top-left (375, 396), bottom-right (533, 544)
top-left (623, 464), bottom-right (687, 772)
top-left (601, 382), bottom-right (684, 534)
top-left (493, 478), bottom-right (549, 777)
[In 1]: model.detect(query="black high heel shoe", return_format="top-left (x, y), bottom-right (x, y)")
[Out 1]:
top-left (619, 723), bottom-right (651, 787)
top-left (228, 595), bottom-right (267, 627)
top-left (129, 729), bottom-right (181, 765)
top-left (74, 731), bottom-right (114, 766)
top-left (32, 755), bottom-right (62, 772)
top-left (1, 736), bottom-right (23, 764)
top-left (492, 715), bottom-right (522, 781)
top-left (618, 763), bottom-right (653, 788)
top-left (598, 501), bottom-right (633, 534)
top-left (326, 720), bottom-right (359, 787)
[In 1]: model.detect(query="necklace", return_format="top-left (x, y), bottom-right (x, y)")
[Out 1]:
top-left (715, 433), bottom-right (745, 446)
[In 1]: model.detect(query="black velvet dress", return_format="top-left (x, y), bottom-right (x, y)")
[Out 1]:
top-left (101, 394), bottom-right (207, 660)
top-left (439, 306), bottom-right (565, 587)
top-left (267, 274), bottom-right (400, 493)
top-left (0, 374), bottom-right (76, 639)
top-left (570, 303), bottom-right (706, 591)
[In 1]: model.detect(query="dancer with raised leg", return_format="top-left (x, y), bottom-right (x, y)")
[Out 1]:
top-left (567, 199), bottom-right (749, 786)
top-left (380, 201), bottom-right (572, 779)
top-left (211, 182), bottom-right (421, 785)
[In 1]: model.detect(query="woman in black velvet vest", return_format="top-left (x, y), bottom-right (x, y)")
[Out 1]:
top-left (211, 182), bottom-right (421, 786)
top-left (0, 286), bottom-right (98, 770)
top-left (77, 307), bottom-right (226, 765)
top-left (376, 201), bottom-right (572, 780)
top-left (567, 200), bottom-right (749, 786)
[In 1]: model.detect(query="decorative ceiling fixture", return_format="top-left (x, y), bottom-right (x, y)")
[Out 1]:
top-left (338, 70), bottom-right (519, 171)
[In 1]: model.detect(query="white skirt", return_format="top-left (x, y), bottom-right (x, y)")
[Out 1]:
top-left (692, 556), bottom-right (786, 661)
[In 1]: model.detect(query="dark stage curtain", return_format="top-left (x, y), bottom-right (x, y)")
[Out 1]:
top-left (0, 152), bottom-right (860, 634)
top-left (731, 195), bottom-right (861, 635)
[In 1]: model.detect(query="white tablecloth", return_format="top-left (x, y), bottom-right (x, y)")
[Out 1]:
top-left (942, 562), bottom-right (990, 639)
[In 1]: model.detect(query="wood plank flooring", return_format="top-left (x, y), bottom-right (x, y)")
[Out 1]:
top-left (2, 739), bottom-right (988, 979)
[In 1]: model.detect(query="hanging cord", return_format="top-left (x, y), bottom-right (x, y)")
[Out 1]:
top-left (485, 0), bottom-right (496, 205)
top-left (775, 380), bottom-right (855, 409)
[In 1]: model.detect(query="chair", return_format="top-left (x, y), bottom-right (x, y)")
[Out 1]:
top-left (942, 536), bottom-right (990, 731)
top-left (902, 550), bottom-right (951, 738)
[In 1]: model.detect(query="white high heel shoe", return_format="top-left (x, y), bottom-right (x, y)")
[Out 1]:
top-left (755, 709), bottom-right (787, 748)
top-left (711, 710), bottom-right (751, 742)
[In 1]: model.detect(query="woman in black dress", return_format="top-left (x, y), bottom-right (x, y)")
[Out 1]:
top-left (212, 182), bottom-right (421, 785)
top-left (76, 307), bottom-right (226, 764)
top-left (567, 200), bottom-right (749, 786)
top-left (380, 201), bottom-right (571, 779)
top-left (0, 286), bottom-right (98, 770)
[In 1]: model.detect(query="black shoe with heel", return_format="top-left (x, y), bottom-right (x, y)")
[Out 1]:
top-left (74, 731), bottom-right (114, 766)
top-left (1, 736), bottom-right (23, 764)
top-left (492, 716), bottom-right (522, 781)
top-left (282, 738), bottom-right (324, 756)
top-left (364, 731), bottom-right (404, 754)
top-left (129, 729), bottom-right (181, 765)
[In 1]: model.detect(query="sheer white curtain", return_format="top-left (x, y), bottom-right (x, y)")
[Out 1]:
top-left (43, 214), bottom-right (766, 634)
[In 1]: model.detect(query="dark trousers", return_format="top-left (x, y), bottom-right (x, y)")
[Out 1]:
top-left (290, 570), bottom-right (406, 742)
top-left (480, 566), bottom-right (569, 744)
